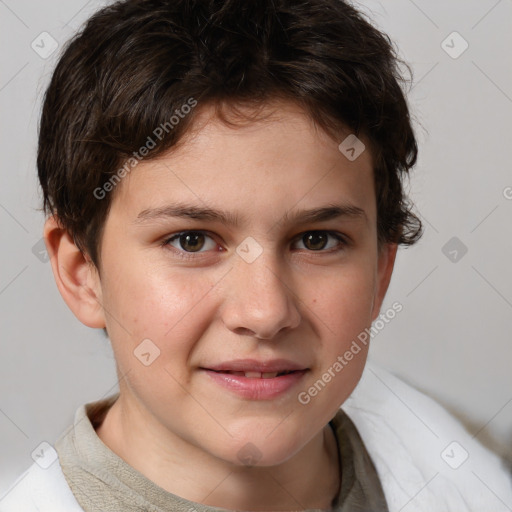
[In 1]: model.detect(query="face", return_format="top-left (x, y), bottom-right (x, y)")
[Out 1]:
top-left (92, 100), bottom-right (393, 466)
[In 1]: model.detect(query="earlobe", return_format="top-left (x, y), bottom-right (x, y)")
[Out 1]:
top-left (44, 216), bottom-right (106, 328)
top-left (371, 243), bottom-right (398, 321)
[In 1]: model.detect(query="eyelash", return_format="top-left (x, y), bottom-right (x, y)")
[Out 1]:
top-left (161, 230), bottom-right (349, 259)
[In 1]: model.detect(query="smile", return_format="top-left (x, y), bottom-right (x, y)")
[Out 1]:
top-left (211, 370), bottom-right (297, 379)
top-left (201, 368), bottom-right (309, 400)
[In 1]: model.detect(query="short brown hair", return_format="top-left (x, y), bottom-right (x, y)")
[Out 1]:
top-left (38, 0), bottom-right (422, 267)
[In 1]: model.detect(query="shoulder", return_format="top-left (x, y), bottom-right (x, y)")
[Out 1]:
top-left (0, 457), bottom-right (83, 512)
top-left (342, 361), bottom-right (512, 512)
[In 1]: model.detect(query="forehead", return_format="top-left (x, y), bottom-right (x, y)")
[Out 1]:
top-left (111, 100), bottom-right (376, 226)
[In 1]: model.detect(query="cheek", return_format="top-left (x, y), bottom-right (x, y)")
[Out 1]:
top-left (306, 265), bottom-right (376, 341)
top-left (101, 264), bottom-right (218, 363)
top-left (100, 267), bottom-right (220, 415)
top-left (298, 271), bottom-right (374, 414)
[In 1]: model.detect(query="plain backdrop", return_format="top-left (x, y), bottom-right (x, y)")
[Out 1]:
top-left (1, 0), bottom-right (511, 495)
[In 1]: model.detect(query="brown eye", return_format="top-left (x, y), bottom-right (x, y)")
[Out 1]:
top-left (165, 231), bottom-right (217, 253)
top-left (292, 231), bottom-right (346, 252)
top-left (303, 232), bottom-right (328, 250)
top-left (179, 232), bottom-right (205, 252)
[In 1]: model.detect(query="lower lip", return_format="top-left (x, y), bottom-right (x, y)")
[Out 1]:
top-left (201, 369), bottom-right (308, 400)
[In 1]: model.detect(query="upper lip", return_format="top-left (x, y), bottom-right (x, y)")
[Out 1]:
top-left (202, 359), bottom-right (308, 373)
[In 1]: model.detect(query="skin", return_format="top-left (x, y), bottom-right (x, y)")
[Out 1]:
top-left (45, 99), bottom-right (397, 510)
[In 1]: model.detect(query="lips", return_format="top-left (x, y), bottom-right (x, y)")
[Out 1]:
top-left (210, 370), bottom-right (296, 379)
top-left (202, 358), bottom-right (307, 376)
top-left (200, 359), bottom-right (309, 398)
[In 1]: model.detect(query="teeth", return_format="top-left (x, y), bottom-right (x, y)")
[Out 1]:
top-left (244, 371), bottom-right (262, 378)
top-left (236, 371), bottom-right (280, 378)
top-left (220, 370), bottom-right (284, 378)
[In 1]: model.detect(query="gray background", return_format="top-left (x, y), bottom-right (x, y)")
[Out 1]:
top-left (1, 0), bottom-right (511, 495)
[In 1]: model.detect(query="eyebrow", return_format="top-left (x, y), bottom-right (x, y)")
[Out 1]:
top-left (134, 202), bottom-right (367, 227)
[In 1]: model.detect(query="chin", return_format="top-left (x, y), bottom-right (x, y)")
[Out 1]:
top-left (212, 433), bottom-right (305, 468)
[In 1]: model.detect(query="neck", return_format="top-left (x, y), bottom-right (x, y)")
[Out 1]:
top-left (96, 395), bottom-right (340, 510)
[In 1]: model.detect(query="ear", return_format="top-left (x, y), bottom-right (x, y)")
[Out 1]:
top-left (44, 216), bottom-right (106, 328)
top-left (371, 243), bottom-right (398, 321)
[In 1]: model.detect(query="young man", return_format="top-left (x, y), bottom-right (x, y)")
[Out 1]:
top-left (1, 0), bottom-right (511, 511)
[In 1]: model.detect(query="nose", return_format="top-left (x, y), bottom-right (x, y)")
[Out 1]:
top-left (220, 252), bottom-right (301, 340)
